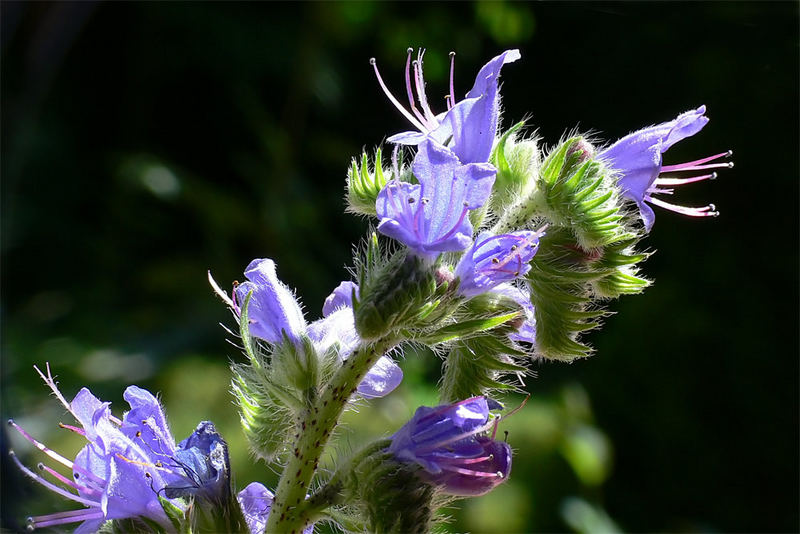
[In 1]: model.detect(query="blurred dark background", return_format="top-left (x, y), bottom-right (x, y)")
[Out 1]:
top-left (2, 2), bottom-right (797, 533)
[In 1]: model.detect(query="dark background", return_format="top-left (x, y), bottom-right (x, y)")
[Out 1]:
top-left (2, 2), bottom-right (797, 533)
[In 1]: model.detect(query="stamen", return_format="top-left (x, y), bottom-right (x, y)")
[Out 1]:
top-left (404, 48), bottom-right (427, 125)
top-left (437, 463), bottom-right (500, 477)
top-left (647, 196), bottom-right (719, 218)
top-left (9, 451), bottom-right (99, 508)
top-left (8, 419), bottom-right (76, 470)
top-left (370, 58), bottom-right (427, 132)
top-left (58, 422), bottom-right (85, 436)
top-left (660, 150), bottom-right (732, 172)
top-left (30, 509), bottom-right (104, 529)
top-left (448, 51), bottom-right (456, 109)
top-left (655, 172), bottom-right (717, 186)
top-left (38, 462), bottom-right (101, 497)
top-left (412, 53), bottom-right (438, 126)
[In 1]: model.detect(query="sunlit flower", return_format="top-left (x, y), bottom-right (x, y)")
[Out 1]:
top-left (455, 228), bottom-right (545, 298)
top-left (371, 48), bottom-right (520, 164)
top-left (600, 105), bottom-right (732, 231)
top-left (8, 366), bottom-right (184, 533)
top-left (388, 396), bottom-right (511, 496)
top-left (376, 139), bottom-right (496, 259)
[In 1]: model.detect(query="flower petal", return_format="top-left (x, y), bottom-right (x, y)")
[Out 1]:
top-left (235, 259), bottom-right (306, 344)
top-left (357, 356), bottom-right (404, 398)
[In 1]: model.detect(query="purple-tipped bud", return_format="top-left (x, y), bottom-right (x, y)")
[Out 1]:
top-left (388, 397), bottom-right (512, 496)
top-left (234, 258), bottom-right (307, 344)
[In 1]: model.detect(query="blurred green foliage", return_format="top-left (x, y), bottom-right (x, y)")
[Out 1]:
top-left (2, 2), bottom-right (797, 533)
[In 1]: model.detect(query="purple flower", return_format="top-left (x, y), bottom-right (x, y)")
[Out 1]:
top-left (490, 283), bottom-right (536, 344)
top-left (234, 258), bottom-right (307, 345)
top-left (388, 396), bottom-right (512, 496)
top-left (371, 48), bottom-right (520, 164)
top-left (237, 482), bottom-right (313, 534)
top-left (599, 105), bottom-right (733, 231)
top-left (455, 228), bottom-right (545, 297)
top-left (309, 282), bottom-right (403, 398)
top-left (9, 366), bottom-right (183, 533)
top-left (376, 139), bottom-right (496, 259)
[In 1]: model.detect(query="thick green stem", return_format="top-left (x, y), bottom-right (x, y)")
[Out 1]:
top-left (265, 337), bottom-right (396, 533)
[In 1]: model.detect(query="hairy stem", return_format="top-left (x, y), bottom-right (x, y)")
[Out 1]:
top-left (265, 337), bottom-right (396, 533)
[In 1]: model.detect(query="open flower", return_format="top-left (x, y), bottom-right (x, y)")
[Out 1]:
top-left (371, 48), bottom-right (520, 164)
top-left (599, 105), bottom-right (733, 231)
top-left (8, 366), bottom-right (185, 532)
top-left (309, 281), bottom-right (403, 398)
top-left (376, 139), bottom-right (496, 259)
top-left (455, 228), bottom-right (546, 298)
top-left (388, 396), bottom-right (512, 496)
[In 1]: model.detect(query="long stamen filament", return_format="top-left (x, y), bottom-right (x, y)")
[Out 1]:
top-left (655, 172), bottom-right (717, 186)
top-left (647, 196), bottom-right (719, 217)
top-left (448, 51), bottom-right (456, 108)
top-left (660, 150), bottom-right (732, 172)
top-left (9, 451), bottom-right (99, 508)
top-left (38, 463), bottom-right (101, 496)
top-left (370, 58), bottom-right (427, 132)
top-left (404, 49), bottom-right (428, 125)
top-left (29, 509), bottom-right (105, 529)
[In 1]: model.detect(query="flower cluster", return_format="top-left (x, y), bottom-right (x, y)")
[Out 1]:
top-left (12, 45), bottom-right (731, 534)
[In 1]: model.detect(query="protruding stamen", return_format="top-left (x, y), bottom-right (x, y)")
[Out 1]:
top-left (661, 150), bottom-right (733, 173)
top-left (9, 451), bottom-right (99, 507)
top-left (448, 51), bottom-right (456, 109)
top-left (404, 49), bottom-right (427, 125)
top-left (58, 422), bottom-right (86, 436)
top-left (412, 52), bottom-right (438, 126)
top-left (29, 508), bottom-right (104, 529)
top-left (655, 172), bottom-right (717, 186)
top-left (38, 462), bottom-right (101, 496)
top-left (370, 57), bottom-right (427, 132)
top-left (647, 196), bottom-right (720, 218)
top-left (8, 419), bottom-right (76, 470)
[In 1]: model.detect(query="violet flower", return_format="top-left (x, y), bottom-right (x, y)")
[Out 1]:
top-left (237, 482), bottom-right (313, 534)
top-left (234, 258), bottom-right (307, 345)
top-left (309, 281), bottom-right (403, 398)
top-left (490, 283), bottom-right (536, 344)
top-left (388, 396), bottom-right (511, 496)
top-left (376, 139), bottom-right (496, 259)
top-left (8, 366), bottom-right (183, 533)
top-left (599, 105), bottom-right (733, 231)
top-left (371, 48), bottom-right (520, 164)
top-left (455, 228), bottom-right (545, 298)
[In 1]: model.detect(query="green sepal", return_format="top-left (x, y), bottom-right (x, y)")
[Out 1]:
top-left (414, 311), bottom-right (520, 345)
top-left (440, 334), bottom-right (528, 403)
top-left (537, 137), bottom-right (633, 249)
top-left (489, 122), bottom-right (540, 213)
top-left (159, 496), bottom-right (189, 533)
top-left (231, 363), bottom-right (295, 461)
top-left (346, 148), bottom-right (389, 216)
top-left (349, 452), bottom-right (436, 534)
